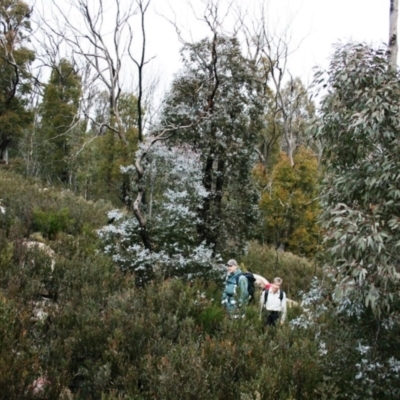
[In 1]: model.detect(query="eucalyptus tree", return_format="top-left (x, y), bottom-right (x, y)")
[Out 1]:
top-left (159, 33), bottom-right (265, 257)
top-left (0, 0), bottom-right (34, 163)
top-left (256, 77), bottom-right (315, 169)
top-left (308, 42), bottom-right (400, 397)
top-left (225, 2), bottom-right (320, 259)
top-left (314, 43), bottom-right (400, 319)
top-left (33, 0), bottom-right (159, 211)
top-left (237, 2), bottom-right (317, 168)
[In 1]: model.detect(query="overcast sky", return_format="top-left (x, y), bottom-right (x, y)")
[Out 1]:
top-left (145, 0), bottom-right (390, 88)
top-left (35, 0), bottom-right (391, 97)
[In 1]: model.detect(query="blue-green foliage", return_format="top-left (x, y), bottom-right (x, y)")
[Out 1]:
top-left (309, 42), bottom-right (400, 398)
top-left (99, 142), bottom-right (220, 281)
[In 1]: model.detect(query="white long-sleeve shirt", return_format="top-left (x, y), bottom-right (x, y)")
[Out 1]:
top-left (262, 289), bottom-right (287, 322)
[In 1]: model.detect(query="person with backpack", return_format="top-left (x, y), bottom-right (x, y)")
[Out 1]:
top-left (260, 277), bottom-right (287, 326)
top-left (221, 259), bottom-right (252, 314)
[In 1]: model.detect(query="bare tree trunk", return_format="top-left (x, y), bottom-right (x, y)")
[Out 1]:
top-left (128, 0), bottom-right (151, 143)
top-left (389, 0), bottom-right (399, 71)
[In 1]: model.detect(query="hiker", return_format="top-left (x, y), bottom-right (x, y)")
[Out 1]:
top-left (261, 277), bottom-right (287, 326)
top-left (221, 259), bottom-right (249, 313)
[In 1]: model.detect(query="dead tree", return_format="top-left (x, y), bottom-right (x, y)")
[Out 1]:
top-left (239, 1), bottom-right (312, 168)
top-left (39, 0), bottom-right (154, 146)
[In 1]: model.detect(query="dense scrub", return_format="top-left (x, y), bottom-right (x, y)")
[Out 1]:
top-left (0, 266), bottom-right (322, 399)
top-left (3, 168), bottom-right (398, 399)
top-left (0, 169), bottom-right (325, 399)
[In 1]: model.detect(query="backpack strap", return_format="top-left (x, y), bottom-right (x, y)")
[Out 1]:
top-left (263, 289), bottom-right (284, 305)
top-left (235, 272), bottom-right (250, 280)
top-left (234, 274), bottom-right (241, 286)
top-left (263, 289), bottom-right (268, 305)
top-left (225, 274), bottom-right (238, 296)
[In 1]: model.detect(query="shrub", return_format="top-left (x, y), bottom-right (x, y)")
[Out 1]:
top-left (0, 169), bottom-right (327, 399)
top-left (31, 208), bottom-right (73, 239)
top-left (0, 169), bottom-right (111, 239)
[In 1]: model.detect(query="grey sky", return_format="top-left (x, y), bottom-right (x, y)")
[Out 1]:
top-left (148, 0), bottom-right (389, 87)
top-left (34, 0), bottom-right (391, 98)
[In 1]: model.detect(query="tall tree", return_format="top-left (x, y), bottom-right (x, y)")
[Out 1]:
top-left (39, 0), bottom-right (153, 146)
top-left (160, 33), bottom-right (265, 257)
top-left (0, 0), bottom-right (34, 163)
top-left (35, 0), bottom-right (158, 214)
top-left (36, 59), bottom-right (81, 184)
top-left (309, 41), bottom-right (400, 399)
top-left (256, 77), bottom-right (315, 169)
top-left (313, 43), bottom-right (400, 320)
top-left (240, 2), bottom-right (315, 167)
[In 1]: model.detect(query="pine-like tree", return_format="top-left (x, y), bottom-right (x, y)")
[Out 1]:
top-left (36, 59), bottom-right (81, 184)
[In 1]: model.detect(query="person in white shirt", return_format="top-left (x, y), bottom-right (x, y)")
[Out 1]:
top-left (261, 277), bottom-right (287, 326)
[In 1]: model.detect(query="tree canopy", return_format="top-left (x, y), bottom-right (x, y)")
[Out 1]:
top-left (0, 0), bottom-right (34, 161)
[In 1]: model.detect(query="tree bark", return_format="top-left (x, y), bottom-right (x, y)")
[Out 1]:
top-left (388, 0), bottom-right (399, 71)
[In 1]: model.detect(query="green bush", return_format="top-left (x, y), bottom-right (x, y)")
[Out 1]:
top-left (196, 304), bottom-right (225, 335)
top-left (32, 208), bottom-right (73, 239)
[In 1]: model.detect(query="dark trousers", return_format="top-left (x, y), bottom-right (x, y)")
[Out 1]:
top-left (265, 311), bottom-right (280, 326)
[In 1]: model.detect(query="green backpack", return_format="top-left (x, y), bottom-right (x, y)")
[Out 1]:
top-left (235, 272), bottom-right (256, 302)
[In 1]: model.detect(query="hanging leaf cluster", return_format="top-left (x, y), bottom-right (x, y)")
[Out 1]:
top-left (313, 43), bottom-right (400, 317)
